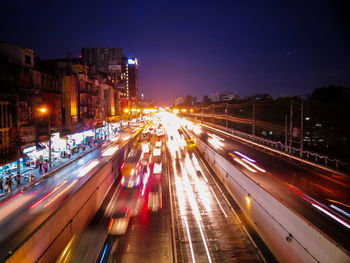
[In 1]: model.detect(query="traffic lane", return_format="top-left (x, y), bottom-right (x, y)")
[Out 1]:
top-left (190, 126), bottom-right (350, 251)
top-left (195, 125), bottom-right (350, 209)
top-left (166, 133), bottom-right (262, 261)
top-left (111, 136), bottom-right (170, 262)
top-left (0, 132), bottom-right (136, 260)
top-left (112, 186), bottom-right (169, 263)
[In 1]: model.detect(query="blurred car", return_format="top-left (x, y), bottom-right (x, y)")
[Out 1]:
top-left (56, 228), bottom-right (108, 263)
top-left (121, 164), bottom-right (141, 188)
top-left (108, 211), bottom-right (130, 235)
top-left (148, 186), bottom-right (162, 212)
top-left (155, 141), bottom-right (162, 148)
top-left (121, 149), bottom-right (142, 188)
top-left (152, 148), bottom-right (162, 175)
top-left (186, 138), bottom-right (196, 151)
top-left (156, 128), bottom-right (164, 137)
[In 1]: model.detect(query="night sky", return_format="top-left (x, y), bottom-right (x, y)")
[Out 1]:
top-left (1, 0), bottom-right (350, 104)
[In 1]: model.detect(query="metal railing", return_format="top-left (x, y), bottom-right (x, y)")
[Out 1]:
top-left (188, 115), bottom-right (349, 175)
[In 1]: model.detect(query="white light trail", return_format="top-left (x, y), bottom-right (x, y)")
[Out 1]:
top-left (184, 216), bottom-right (196, 263)
top-left (313, 204), bottom-right (350, 229)
top-left (233, 158), bottom-right (257, 173)
top-left (242, 158), bottom-right (266, 173)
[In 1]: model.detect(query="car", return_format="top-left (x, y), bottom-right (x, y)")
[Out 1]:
top-left (108, 211), bottom-right (130, 235)
top-left (156, 128), bottom-right (164, 137)
top-left (186, 138), bottom-right (196, 151)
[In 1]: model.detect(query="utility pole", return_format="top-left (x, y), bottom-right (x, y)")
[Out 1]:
top-left (16, 96), bottom-right (21, 178)
top-left (285, 114), bottom-right (288, 152)
top-left (201, 105), bottom-right (204, 123)
top-left (300, 100), bottom-right (304, 158)
top-left (289, 101), bottom-right (293, 154)
top-left (225, 105), bottom-right (228, 131)
top-left (252, 103), bottom-right (256, 138)
top-left (48, 113), bottom-right (51, 169)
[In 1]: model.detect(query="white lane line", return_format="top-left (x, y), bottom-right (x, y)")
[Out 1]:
top-left (181, 164), bottom-right (212, 263)
top-left (210, 188), bottom-right (228, 218)
top-left (184, 216), bottom-right (196, 263)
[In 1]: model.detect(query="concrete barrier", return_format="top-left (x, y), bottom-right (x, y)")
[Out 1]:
top-left (195, 137), bottom-right (350, 263)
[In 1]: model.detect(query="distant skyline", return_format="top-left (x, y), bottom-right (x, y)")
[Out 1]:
top-left (1, 0), bottom-right (349, 104)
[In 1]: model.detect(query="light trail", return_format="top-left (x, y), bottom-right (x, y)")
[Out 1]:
top-left (29, 180), bottom-right (67, 209)
top-left (44, 180), bottom-right (78, 208)
top-left (102, 145), bottom-right (119, 156)
top-left (184, 216), bottom-right (196, 263)
top-left (78, 160), bottom-right (99, 177)
top-left (242, 158), bottom-right (266, 173)
top-left (288, 187), bottom-right (350, 229)
top-left (233, 151), bottom-right (256, 163)
top-left (232, 157), bottom-right (257, 173)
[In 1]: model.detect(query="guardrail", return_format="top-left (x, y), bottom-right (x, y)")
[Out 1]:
top-left (198, 121), bottom-right (348, 177)
top-left (186, 113), bottom-right (349, 173)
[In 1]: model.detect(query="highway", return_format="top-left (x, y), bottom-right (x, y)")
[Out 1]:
top-left (183, 119), bottom-right (350, 252)
top-left (3, 111), bottom-right (349, 262)
top-left (0, 128), bottom-right (140, 262)
top-left (60, 112), bottom-right (271, 263)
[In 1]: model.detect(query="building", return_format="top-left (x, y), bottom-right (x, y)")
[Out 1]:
top-left (174, 96), bottom-right (185, 106)
top-left (81, 48), bottom-right (122, 73)
top-left (0, 41), bottom-right (35, 68)
top-left (209, 91), bottom-right (238, 102)
top-left (126, 58), bottom-right (138, 107)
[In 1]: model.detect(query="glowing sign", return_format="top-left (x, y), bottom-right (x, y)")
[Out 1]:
top-left (128, 59), bottom-right (135, 64)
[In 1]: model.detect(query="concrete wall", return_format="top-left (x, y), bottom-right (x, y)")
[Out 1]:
top-left (6, 146), bottom-right (126, 262)
top-left (195, 138), bottom-right (350, 263)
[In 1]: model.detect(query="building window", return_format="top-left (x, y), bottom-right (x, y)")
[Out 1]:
top-left (25, 55), bottom-right (31, 65)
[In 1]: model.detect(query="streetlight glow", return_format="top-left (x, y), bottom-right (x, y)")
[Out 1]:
top-left (40, 107), bottom-right (47, 113)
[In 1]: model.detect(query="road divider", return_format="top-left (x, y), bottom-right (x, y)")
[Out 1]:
top-left (194, 135), bottom-right (350, 263)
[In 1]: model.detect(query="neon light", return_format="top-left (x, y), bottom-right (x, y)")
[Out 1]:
top-left (233, 158), bottom-right (257, 173)
top-left (99, 243), bottom-right (108, 263)
top-left (241, 158), bottom-right (266, 173)
top-left (233, 151), bottom-right (256, 163)
top-left (127, 59), bottom-right (135, 64)
top-left (43, 180), bottom-right (78, 208)
top-left (29, 181), bottom-right (67, 209)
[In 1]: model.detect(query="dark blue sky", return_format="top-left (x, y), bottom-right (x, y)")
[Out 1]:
top-left (1, 0), bottom-right (349, 104)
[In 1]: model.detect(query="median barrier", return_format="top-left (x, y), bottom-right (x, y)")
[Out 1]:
top-left (195, 137), bottom-right (350, 263)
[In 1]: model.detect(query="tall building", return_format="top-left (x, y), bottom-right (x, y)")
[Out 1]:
top-left (126, 58), bottom-right (138, 106)
top-left (81, 48), bottom-right (122, 73)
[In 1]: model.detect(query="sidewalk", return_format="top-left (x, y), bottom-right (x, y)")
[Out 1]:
top-left (0, 141), bottom-right (104, 199)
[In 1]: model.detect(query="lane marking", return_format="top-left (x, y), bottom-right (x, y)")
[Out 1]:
top-left (210, 188), bottom-right (228, 218)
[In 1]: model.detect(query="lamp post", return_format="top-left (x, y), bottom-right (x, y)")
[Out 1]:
top-left (40, 107), bottom-right (51, 169)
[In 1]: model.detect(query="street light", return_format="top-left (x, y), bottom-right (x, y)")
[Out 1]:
top-left (39, 107), bottom-right (51, 169)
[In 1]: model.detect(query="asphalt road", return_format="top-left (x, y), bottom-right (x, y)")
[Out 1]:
top-left (66, 113), bottom-right (269, 263)
top-left (0, 128), bottom-right (140, 262)
top-left (164, 117), bottom-right (265, 263)
top-left (186, 122), bottom-right (350, 253)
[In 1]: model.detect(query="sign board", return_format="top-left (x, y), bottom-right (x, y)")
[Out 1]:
top-left (73, 64), bottom-right (83, 73)
top-left (20, 126), bottom-right (35, 143)
top-left (108, 64), bottom-right (121, 71)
